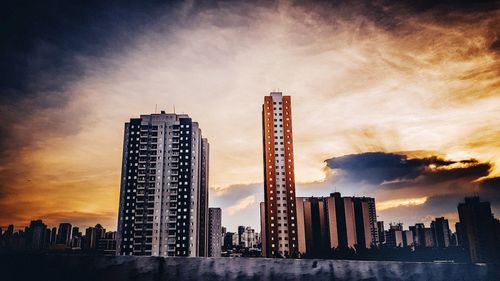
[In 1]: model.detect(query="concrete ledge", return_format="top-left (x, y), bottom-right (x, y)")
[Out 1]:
top-left (0, 254), bottom-right (498, 281)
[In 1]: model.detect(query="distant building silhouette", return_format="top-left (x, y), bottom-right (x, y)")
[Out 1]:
top-left (237, 226), bottom-right (245, 247)
top-left (457, 196), bottom-right (499, 263)
top-left (377, 221), bottom-right (385, 244)
top-left (50, 227), bottom-right (57, 244)
top-left (223, 232), bottom-right (235, 250)
top-left (208, 208), bottom-right (222, 257)
top-left (0, 220), bottom-right (116, 255)
top-left (57, 223), bottom-right (72, 247)
top-left (97, 231), bottom-right (117, 256)
top-left (385, 223), bottom-right (404, 248)
top-left (27, 220), bottom-right (47, 249)
top-left (431, 217), bottom-right (451, 248)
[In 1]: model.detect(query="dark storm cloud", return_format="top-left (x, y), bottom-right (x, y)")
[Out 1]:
top-left (481, 177), bottom-right (500, 189)
top-left (479, 177), bottom-right (500, 204)
top-left (326, 152), bottom-right (427, 185)
top-left (297, 0), bottom-right (500, 29)
top-left (325, 152), bottom-right (490, 187)
top-left (1, 0), bottom-right (178, 97)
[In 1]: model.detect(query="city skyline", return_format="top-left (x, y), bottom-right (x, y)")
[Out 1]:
top-left (1, 1), bottom-right (500, 234)
top-left (3, 194), bottom-right (497, 263)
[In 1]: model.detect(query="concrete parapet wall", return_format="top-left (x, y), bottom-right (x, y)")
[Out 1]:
top-left (0, 254), bottom-right (497, 281)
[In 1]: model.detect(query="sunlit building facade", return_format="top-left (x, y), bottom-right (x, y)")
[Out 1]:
top-left (294, 193), bottom-right (377, 256)
top-left (261, 92), bottom-right (298, 257)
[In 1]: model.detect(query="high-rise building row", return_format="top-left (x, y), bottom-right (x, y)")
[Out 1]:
top-left (116, 112), bottom-right (209, 257)
top-left (293, 193), bottom-right (378, 256)
top-left (261, 92), bottom-right (299, 257)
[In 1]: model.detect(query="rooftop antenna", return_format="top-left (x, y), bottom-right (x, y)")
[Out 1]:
top-left (173, 104), bottom-right (176, 114)
top-left (155, 104), bottom-right (158, 113)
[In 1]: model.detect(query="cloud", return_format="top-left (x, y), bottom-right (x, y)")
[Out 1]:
top-left (377, 197), bottom-right (428, 211)
top-left (227, 195), bottom-right (257, 215)
top-left (325, 152), bottom-right (492, 188)
top-left (326, 152), bottom-right (431, 185)
top-left (210, 183), bottom-right (262, 231)
top-left (480, 176), bottom-right (500, 189)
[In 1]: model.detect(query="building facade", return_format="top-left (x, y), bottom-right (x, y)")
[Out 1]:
top-left (430, 217), bottom-right (451, 248)
top-left (353, 197), bottom-right (374, 249)
top-left (261, 92), bottom-right (298, 257)
top-left (116, 112), bottom-right (209, 257)
top-left (57, 223), bottom-right (72, 247)
top-left (293, 193), bottom-right (378, 257)
top-left (457, 196), bottom-right (499, 263)
top-left (208, 208), bottom-right (222, 257)
top-left (385, 223), bottom-right (403, 248)
top-left (377, 221), bottom-right (385, 244)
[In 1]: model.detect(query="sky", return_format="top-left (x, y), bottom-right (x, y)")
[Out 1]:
top-left (1, 0), bottom-right (499, 232)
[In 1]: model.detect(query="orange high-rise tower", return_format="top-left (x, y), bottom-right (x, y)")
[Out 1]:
top-left (261, 92), bottom-right (298, 257)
